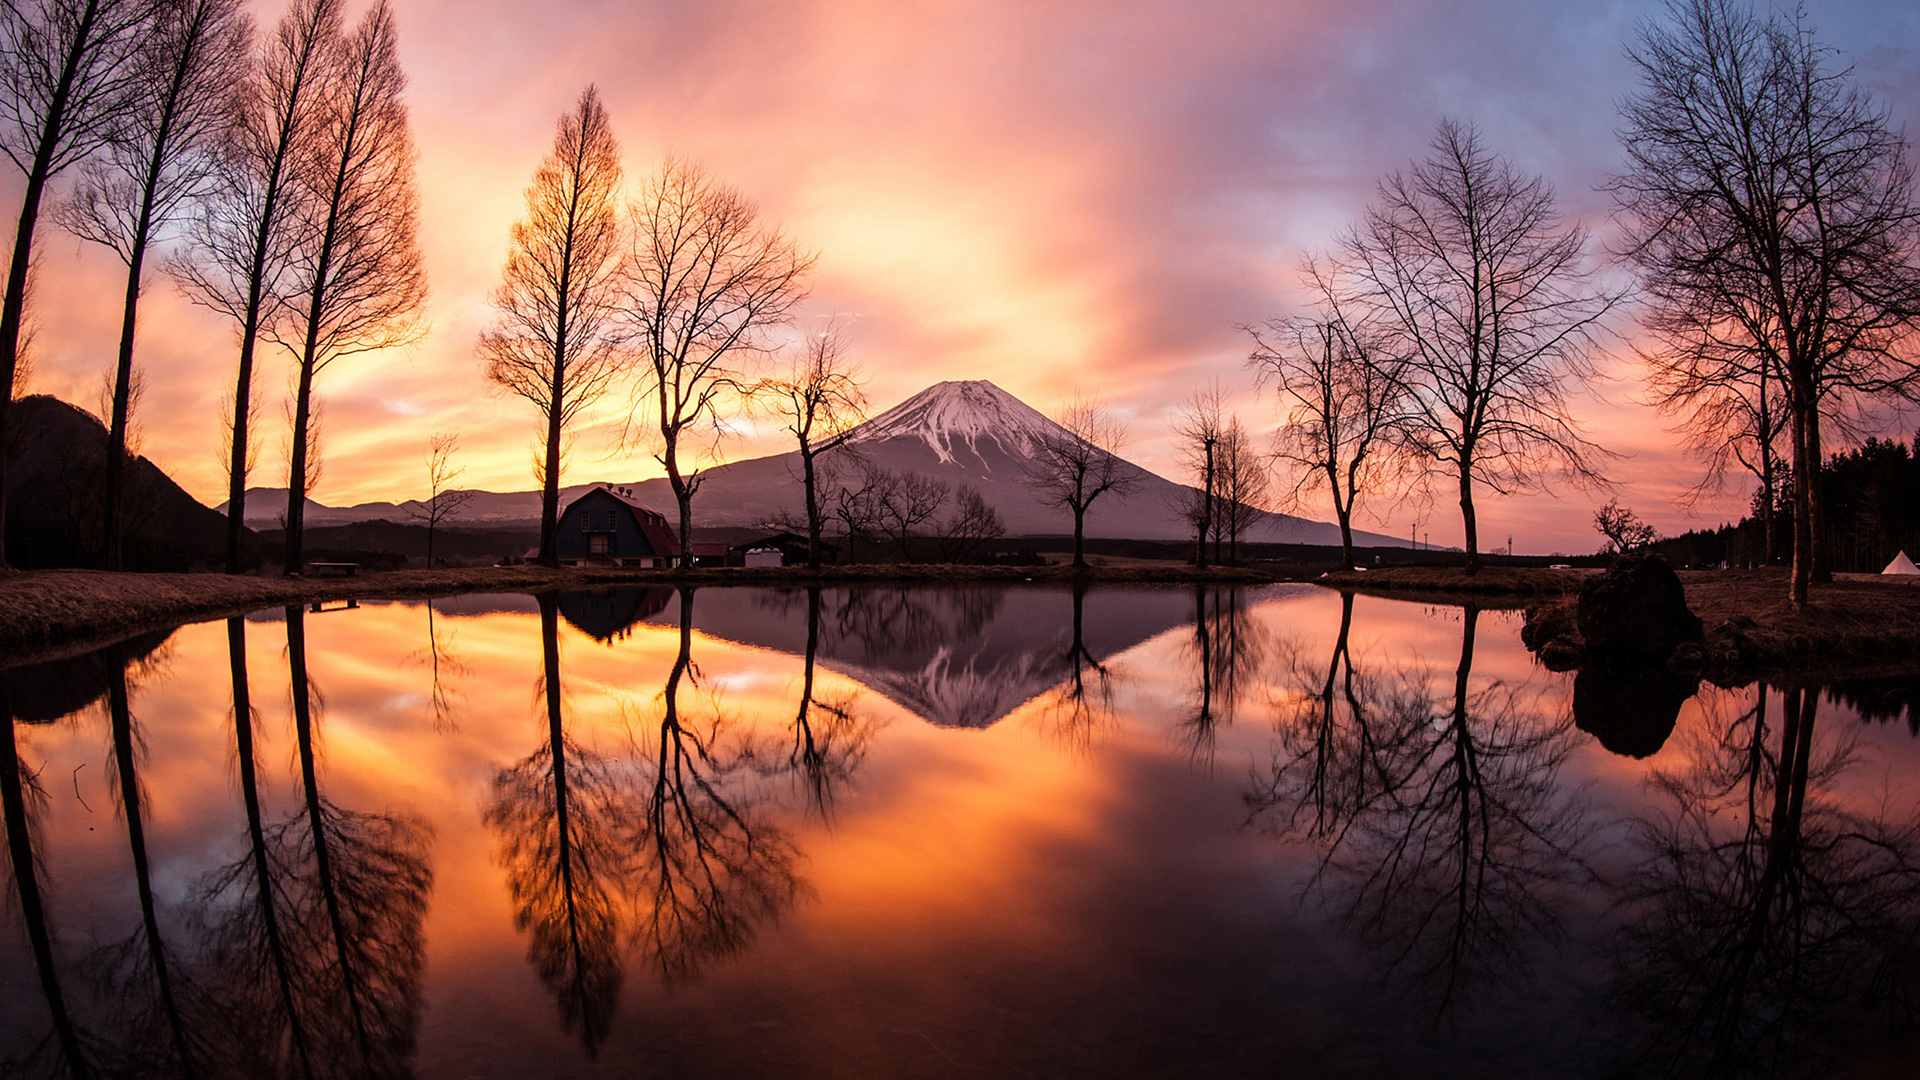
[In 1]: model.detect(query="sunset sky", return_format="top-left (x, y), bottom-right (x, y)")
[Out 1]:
top-left (12, 0), bottom-right (1919, 554)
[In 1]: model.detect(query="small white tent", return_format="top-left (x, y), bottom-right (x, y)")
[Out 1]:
top-left (1884, 551), bottom-right (1920, 575)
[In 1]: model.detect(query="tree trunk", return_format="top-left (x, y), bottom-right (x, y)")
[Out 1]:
top-left (1458, 456), bottom-right (1480, 574)
top-left (0, 142), bottom-right (62, 573)
top-left (283, 356), bottom-right (318, 575)
top-left (538, 375), bottom-right (562, 568)
top-left (1789, 402), bottom-right (1812, 608)
top-left (103, 244), bottom-right (145, 571)
top-left (1072, 503), bottom-right (1087, 569)
top-left (801, 446), bottom-right (821, 568)
top-left (1807, 405), bottom-right (1830, 585)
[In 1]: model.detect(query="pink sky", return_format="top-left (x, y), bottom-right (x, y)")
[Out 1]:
top-left (13, 0), bottom-right (1919, 554)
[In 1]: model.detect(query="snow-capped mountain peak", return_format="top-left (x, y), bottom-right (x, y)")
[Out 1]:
top-left (846, 380), bottom-right (1062, 464)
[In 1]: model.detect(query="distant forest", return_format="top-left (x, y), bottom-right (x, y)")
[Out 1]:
top-left (1653, 435), bottom-right (1920, 572)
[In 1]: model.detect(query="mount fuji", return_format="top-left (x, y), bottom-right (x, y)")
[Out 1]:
top-left (234, 380), bottom-right (1401, 546)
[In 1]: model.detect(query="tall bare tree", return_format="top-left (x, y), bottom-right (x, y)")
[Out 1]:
top-left (404, 431), bottom-right (470, 566)
top-left (1173, 384), bottom-right (1226, 568)
top-left (1345, 119), bottom-right (1617, 573)
top-left (0, 0), bottom-right (150, 571)
top-left (1248, 260), bottom-right (1408, 570)
top-left (754, 321), bottom-right (865, 567)
top-left (176, 0), bottom-right (345, 572)
top-left (482, 86), bottom-right (626, 568)
top-left (57, 0), bottom-right (250, 570)
top-left (1612, 0), bottom-right (1920, 605)
top-left (277, 0), bottom-right (425, 574)
top-left (1025, 394), bottom-right (1136, 569)
top-left (622, 158), bottom-right (813, 570)
top-left (1213, 417), bottom-right (1270, 567)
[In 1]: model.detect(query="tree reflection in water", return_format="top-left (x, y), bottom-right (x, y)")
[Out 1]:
top-left (484, 593), bottom-right (627, 1056)
top-left (197, 610), bottom-right (432, 1080)
top-left (1177, 585), bottom-right (1266, 764)
top-left (93, 641), bottom-right (200, 1078)
top-left (1030, 579), bottom-right (1122, 753)
top-left (1, 676), bottom-right (92, 1078)
top-left (625, 587), bottom-right (803, 985)
top-left (786, 586), bottom-right (875, 819)
top-left (1249, 603), bottom-right (1593, 1017)
top-left (1607, 682), bottom-right (1920, 1079)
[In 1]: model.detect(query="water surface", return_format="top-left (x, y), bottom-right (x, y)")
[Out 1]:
top-left (3, 584), bottom-right (1918, 1078)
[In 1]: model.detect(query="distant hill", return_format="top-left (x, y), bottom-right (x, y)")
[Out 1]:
top-left (236, 380), bottom-right (1405, 547)
top-left (2, 395), bottom-right (259, 570)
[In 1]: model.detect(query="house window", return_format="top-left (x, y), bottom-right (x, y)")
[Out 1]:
top-left (588, 533), bottom-right (609, 554)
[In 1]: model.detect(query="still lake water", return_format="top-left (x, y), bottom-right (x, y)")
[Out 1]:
top-left (3, 584), bottom-right (1919, 1079)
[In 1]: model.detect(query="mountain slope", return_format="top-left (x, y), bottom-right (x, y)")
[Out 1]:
top-left (230, 380), bottom-right (1405, 546)
top-left (620, 380), bottom-right (1402, 544)
top-left (3, 395), bottom-right (259, 569)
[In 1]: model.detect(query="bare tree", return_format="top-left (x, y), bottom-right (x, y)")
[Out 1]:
top-left (1594, 499), bottom-right (1657, 555)
top-left (1345, 119), bottom-right (1617, 573)
top-left (277, 0), bottom-right (425, 574)
top-left (1612, 0), bottom-right (1920, 606)
top-left (175, 0), bottom-right (345, 572)
top-left (1173, 384), bottom-right (1226, 568)
top-left (754, 321), bottom-right (865, 567)
top-left (936, 484), bottom-right (1004, 563)
top-left (1025, 394), bottom-right (1136, 569)
top-left (56, 0), bottom-right (250, 570)
top-left (1213, 417), bottom-right (1270, 567)
top-left (482, 86), bottom-right (625, 568)
top-left (1247, 259), bottom-right (1408, 569)
top-left (621, 158), bottom-right (813, 570)
top-left (871, 466), bottom-right (946, 562)
top-left (404, 431), bottom-right (471, 566)
top-left (0, 0), bottom-right (150, 571)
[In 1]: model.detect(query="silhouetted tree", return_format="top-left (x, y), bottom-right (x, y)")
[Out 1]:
top-left (1025, 395), bottom-right (1137, 569)
top-left (175, 0), bottom-right (346, 573)
top-left (1612, 0), bottom-right (1920, 605)
top-left (1346, 120), bottom-right (1617, 573)
top-left (402, 431), bottom-right (471, 566)
top-left (1248, 259), bottom-right (1409, 569)
top-left (754, 322), bottom-right (866, 567)
top-left (621, 159), bottom-right (813, 570)
top-left (935, 484), bottom-right (1003, 563)
top-left (482, 86), bottom-right (626, 568)
top-left (278, 0), bottom-right (425, 574)
top-left (1211, 418), bottom-right (1269, 567)
top-left (56, 0), bottom-right (249, 571)
top-left (0, 0), bottom-right (149, 572)
top-left (1173, 385), bottom-right (1225, 568)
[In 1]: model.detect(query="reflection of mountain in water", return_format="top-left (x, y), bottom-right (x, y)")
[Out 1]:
top-left (557, 585), bottom-right (1224, 728)
top-left (3, 628), bottom-right (174, 723)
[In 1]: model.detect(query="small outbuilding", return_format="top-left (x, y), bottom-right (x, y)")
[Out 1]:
top-left (1884, 550), bottom-right (1920, 576)
top-left (555, 484), bottom-right (681, 567)
top-left (724, 530), bottom-right (839, 567)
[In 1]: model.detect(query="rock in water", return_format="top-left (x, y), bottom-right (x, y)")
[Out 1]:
top-left (1576, 555), bottom-right (1703, 661)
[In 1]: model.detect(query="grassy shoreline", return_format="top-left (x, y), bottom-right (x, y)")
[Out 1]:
top-left (0, 562), bottom-right (1290, 666)
top-left (1325, 564), bottom-right (1920, 680)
